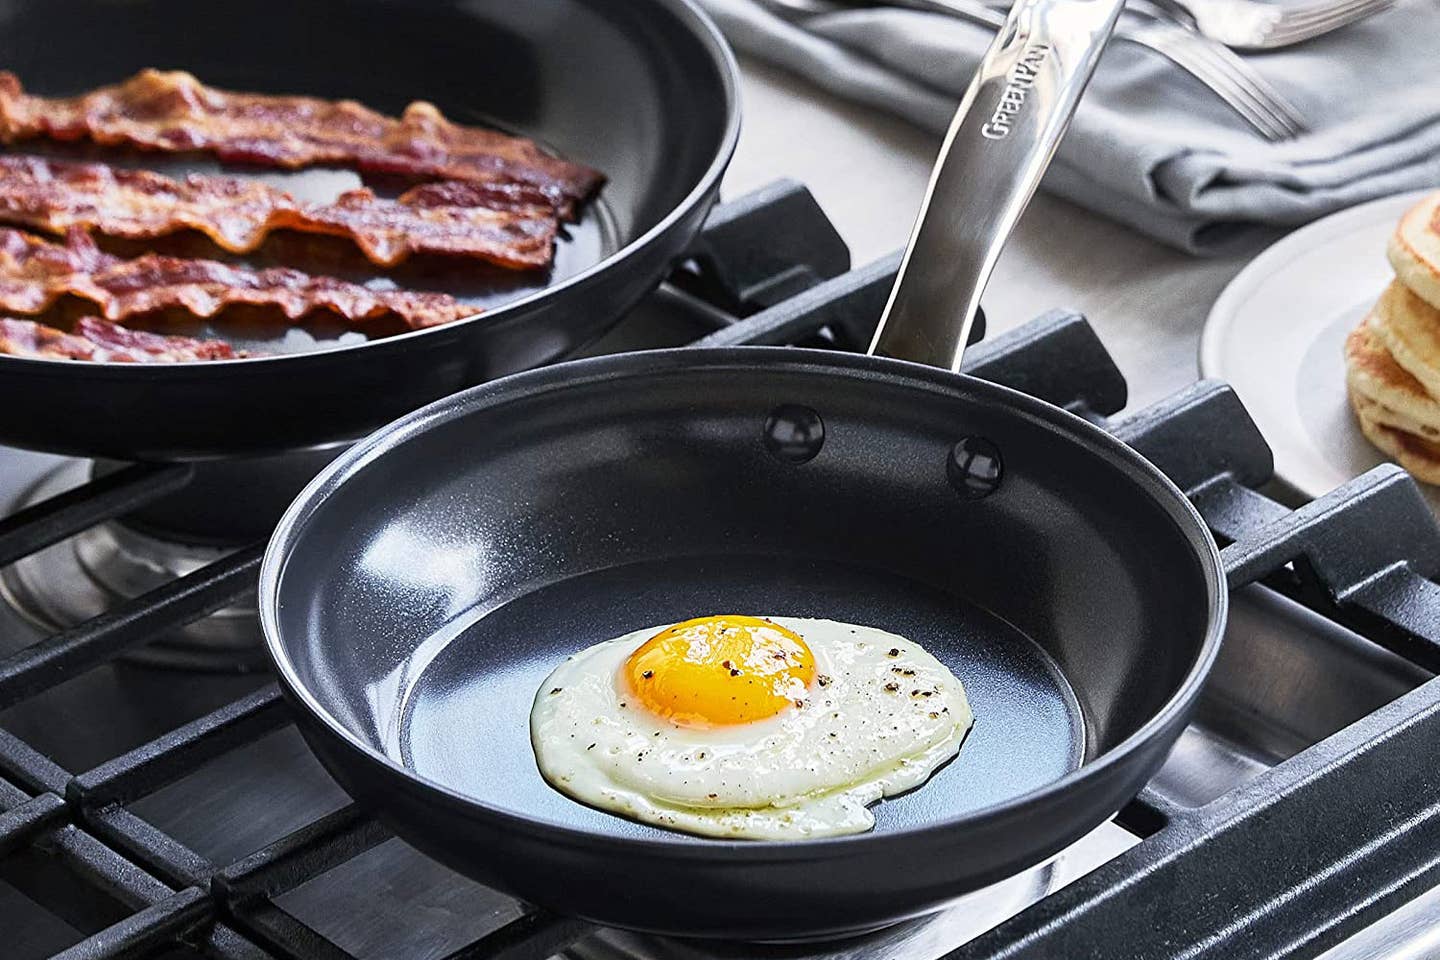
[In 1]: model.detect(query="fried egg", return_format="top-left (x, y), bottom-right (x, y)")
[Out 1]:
top-left (529, 615), bottom-right (973, 840)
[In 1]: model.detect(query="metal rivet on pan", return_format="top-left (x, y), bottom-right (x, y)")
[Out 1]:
top-left (763, 405), bottom-right (825, 464)
top-left (947, 436), bottom-right (1003, 499)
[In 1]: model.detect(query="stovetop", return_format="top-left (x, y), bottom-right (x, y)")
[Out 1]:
top-left (5, 181), bottom-right (1440, 960)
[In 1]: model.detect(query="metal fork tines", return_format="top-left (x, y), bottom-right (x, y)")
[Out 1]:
top-left (754, 0), bottom-right (1307, 141)
top-left (1159, 0), bottom-right (1400, 50)
top-left (1125, 19), bottom-right (1307, 139)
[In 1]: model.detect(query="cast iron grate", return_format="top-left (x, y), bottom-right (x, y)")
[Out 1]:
top-left (4, 181), bottom-right (1440, 959)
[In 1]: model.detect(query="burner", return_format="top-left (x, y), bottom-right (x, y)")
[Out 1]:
top-left (1, 444), bottom-right (345, 671)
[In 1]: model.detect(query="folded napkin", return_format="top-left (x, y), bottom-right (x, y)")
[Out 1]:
top-left (698, 0), bottom-right (1440, 254)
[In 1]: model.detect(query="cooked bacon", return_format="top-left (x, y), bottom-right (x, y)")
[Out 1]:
top-left (0, 155), bottom-right (559, 269)
top-left (0, 315), bottom-right (235, 361)
top-left (0, 227), bottom-right (476, 329)
top-left (276, 186), bottom-right (556, 268)
top-left (0, 70), bottom-right (604, 219)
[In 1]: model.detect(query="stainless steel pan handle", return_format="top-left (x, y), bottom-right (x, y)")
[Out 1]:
top-left (868, 0), bottom-right (1124, 371)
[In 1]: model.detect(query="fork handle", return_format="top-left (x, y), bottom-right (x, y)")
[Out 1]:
top-left (869, 0), bottom-right (1125, 370)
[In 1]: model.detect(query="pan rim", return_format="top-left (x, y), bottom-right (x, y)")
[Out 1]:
top-left (260, 345), bottom-right (1227, 861)
top-left (0, 0), bottom-right (741, 373)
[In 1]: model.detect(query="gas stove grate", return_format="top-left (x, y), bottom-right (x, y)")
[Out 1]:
top-left (4, 181), bottom-right (1440, 960)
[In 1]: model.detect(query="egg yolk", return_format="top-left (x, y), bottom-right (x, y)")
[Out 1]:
top-left (624, 615), bottom-right (816, 728)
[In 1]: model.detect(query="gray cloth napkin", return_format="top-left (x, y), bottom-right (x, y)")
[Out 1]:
top-left (698, 0), bottom-right (1440, 254)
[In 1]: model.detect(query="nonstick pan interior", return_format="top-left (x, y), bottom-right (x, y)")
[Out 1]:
top-left (0, 0), bottom-right (738, 458)
top-left (263, 349), bottom-right (1225, 937)
top-left (400, 555), bottom-right (1084, 840)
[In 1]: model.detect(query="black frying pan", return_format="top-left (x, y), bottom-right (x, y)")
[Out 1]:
top-left (0, 0), bottom-right (737, 460)
top-left (261, 0), bottom-right (1227, 940)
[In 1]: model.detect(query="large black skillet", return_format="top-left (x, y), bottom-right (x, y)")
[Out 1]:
top-left (0, 0), bottom-right (737, 460)
top-left (261, 0), bottom-right (1228, 940)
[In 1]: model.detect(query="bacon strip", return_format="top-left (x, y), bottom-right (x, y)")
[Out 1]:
top-left (0, 227), bottom-right (476, 329)
top-left (0, 70), bottom-right (604, 219)
top-left (0, 315), bottom-right (235, 361)
top-left (0, 155), bottom-right (559, 269)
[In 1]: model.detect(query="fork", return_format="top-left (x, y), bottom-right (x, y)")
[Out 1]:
top-left (756, 0), bottom-right (1307, 140)
top-left (1152, 0), bottom-right (1398, 50)
top-left (1123, 0), bottom-right (1307, 138)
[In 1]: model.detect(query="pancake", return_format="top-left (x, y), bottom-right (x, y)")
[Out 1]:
top-left (1369, 279), bottom-right (1440, 401)
top-left (1344, 311), bottom-right (1440, 440)
top-left (1388, 191), bottom-right (1440, 313)
top-left (1352, 386), bottom-right (1440, 441)
top-left (1350, 386), bottom-right (1440, 484)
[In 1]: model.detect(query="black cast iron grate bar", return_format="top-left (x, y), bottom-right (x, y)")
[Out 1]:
top-left (71, 685), bottom-right (287, 808)
top-left (82, 805), bottom-right (215, 891)
top-left (203, 924), bottom-right (278, 960)
top-left (693, 251), bottom-right (904, 350)
top-left (678, 178), bottom-right (851, 312)
top-left (0, 462), bottom-right (192, 569)
top-left (0, 543), bottom-right (263, 709)
top-left (223, 901), bottom-right (357, 960)
top-left (214, 804), bottom-right (390, 905)
top-left (53, 886), bottom-right (212, 960)
top-left (441, 911), bottom-right (595, 960)
top-left (963, 309), bottom-right (1126, 417)
top-left (953, 677), bottom-right (1440, 960)
top-left (0, 725), bottom-right (71, 794)
top-left (43, 820), bottom-right (180, 912)
top-left (0, 790), bottom-right (66, 855)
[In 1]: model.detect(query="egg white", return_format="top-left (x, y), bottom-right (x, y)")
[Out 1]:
top-left (529, 617), bottom-right (973, 840)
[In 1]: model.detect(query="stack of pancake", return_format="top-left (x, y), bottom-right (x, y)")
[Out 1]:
top-left (1346, 191), bottom-right (1440, 483)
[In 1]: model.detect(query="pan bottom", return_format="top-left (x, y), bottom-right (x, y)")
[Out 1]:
top-left (394, 554), bottom-right (1085, 843)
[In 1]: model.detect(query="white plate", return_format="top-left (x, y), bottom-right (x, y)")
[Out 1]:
top-left (1200, 189), bottom-right (1437, 507)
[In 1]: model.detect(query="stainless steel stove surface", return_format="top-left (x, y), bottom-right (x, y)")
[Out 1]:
top-left (6, 182), bottom-right (1440, 960)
